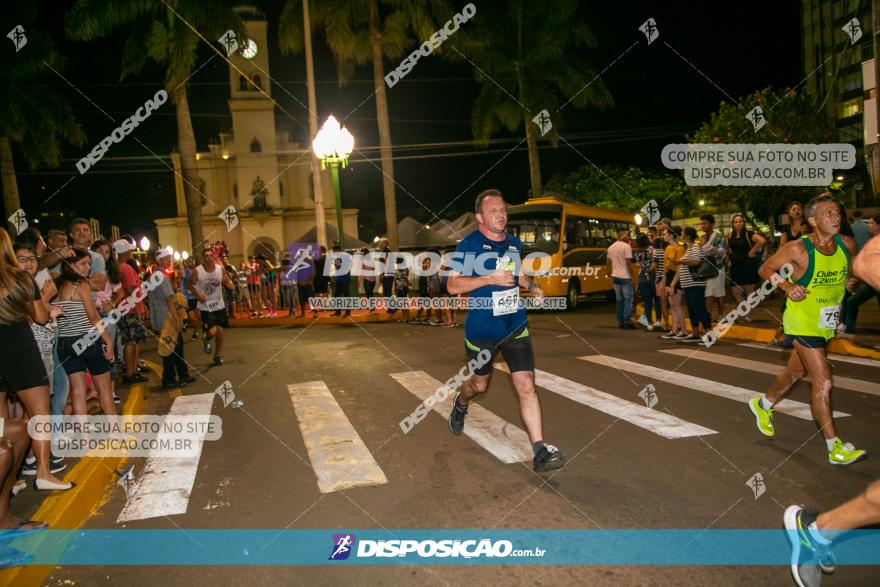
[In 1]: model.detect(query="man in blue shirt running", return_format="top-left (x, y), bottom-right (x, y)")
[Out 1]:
top-left (446, 189), bottom-right (565, 473)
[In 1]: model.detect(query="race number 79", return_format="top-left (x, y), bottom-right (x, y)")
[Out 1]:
top-left (818, 305), bottom-right (840, 329)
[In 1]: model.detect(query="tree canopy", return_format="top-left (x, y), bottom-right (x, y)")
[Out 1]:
top-left (546, 164), bottom-right (690, 217)
top-left (687, 86), bottom-right (836, 226)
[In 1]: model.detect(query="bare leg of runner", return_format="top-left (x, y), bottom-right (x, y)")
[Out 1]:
top-left (213, 327), bottom-right (224, 357)
top-left (790, 342), bottom-right (835, 439)
top-left (763, 347), bottom-right (807, 405)
top-left (816, 480), bottom-right (880, 537)
top-left (510, 371), bottom-right (543, 444)
top-left (457, 373), bottom-right (489, 404)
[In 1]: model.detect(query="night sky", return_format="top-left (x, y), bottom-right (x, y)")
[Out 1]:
top-left (13, 1), bottom-right (801, 242)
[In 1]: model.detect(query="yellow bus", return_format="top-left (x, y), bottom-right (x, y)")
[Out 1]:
top-left (507, 194), bottom-right (638, 310)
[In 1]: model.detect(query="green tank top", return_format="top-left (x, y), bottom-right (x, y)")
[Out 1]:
top-left (782, 235), bottom-right (850, 339)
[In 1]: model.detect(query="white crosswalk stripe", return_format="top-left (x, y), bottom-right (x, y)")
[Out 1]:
top-left (660, 349), bottom-right (880, 397)
top-left (494, 364), bottom-right (716, 439)
top-left (391, 371), bottom-right (532, 464)
top-left (577, 355), bottom-right (850, 420)
top-left (738, 342), bottom-right (880, 369)
top-left (117, 393), bottom-right (214, 523)
top-left (287, 381), bottom-right (388, 493)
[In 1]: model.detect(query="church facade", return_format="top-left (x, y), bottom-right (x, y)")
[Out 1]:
top-left (155, 6), bottom-right (358, 264)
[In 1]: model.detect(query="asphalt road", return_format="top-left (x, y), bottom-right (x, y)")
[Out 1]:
top-left (44, 301), bottom-right (880, 586)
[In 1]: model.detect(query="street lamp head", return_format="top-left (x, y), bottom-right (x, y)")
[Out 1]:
top-left (139, 236), bottom-right (150, 251)
top-left (181, 250), bottom-right (189, 260)
top-left (173, 251), bottom-right (181, 261)
top-left (165, 245), bottom-right (174, 255)
top-left (313, 115), bottom-right (355, 164)
top-left (634, 213), bottom-right (643, 226)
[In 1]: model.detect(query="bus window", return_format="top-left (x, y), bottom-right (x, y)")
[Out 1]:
top-left (564, 216), bottom-right (577, 251)
top-left (564, 215), bottom-right (591, 250)
top-left (586, 218), bottom-right (603, 247)
top-left (508, 211), bottom-right (561, 254)
top-left (601, 221), bottom-right (618, 246)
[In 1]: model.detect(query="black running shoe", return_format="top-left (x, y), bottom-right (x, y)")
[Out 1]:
top-left (448, 393), bottom-right (467, 436)
top-left (533, 444), bottom-right (565, 472)
top-left (213, 355), bottom-right (223, 365)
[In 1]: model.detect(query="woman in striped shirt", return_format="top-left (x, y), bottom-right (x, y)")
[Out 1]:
top-left (673, 226), bottom-right (713, 342)
top-left (54, 248), bottom-right (117, 418)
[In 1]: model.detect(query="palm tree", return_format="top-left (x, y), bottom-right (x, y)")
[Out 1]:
top-left (0, 8), bottom-right (84, 223)
top-left (65, 0), bottom-right (243, 254)
top-left (455, 0), bottom-right (613, 198)
top-left (280, 0), bottom-right (449, 250)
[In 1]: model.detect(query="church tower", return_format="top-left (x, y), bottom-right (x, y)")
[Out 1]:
top-left (156, 4), bottom-right (361, 261)
top-left (228, 6), bottom-right (279, 210)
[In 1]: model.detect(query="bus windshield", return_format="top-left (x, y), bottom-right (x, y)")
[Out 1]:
top-left (507, 211), bottom-right (561, 254)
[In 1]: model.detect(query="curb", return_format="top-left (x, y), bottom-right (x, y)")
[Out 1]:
top-left (635, 304), bottom-right (880, 361)
top-left (0, 365), bottom-right (158, 587)
top-left (230, 312), bottom-right (396, 328)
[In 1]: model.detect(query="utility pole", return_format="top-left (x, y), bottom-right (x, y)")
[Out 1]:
top-left (303, 0), bottom-right (327, 248)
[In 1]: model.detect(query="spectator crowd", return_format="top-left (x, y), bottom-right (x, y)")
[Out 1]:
top-left (606, 204), bottom-right (880, 348)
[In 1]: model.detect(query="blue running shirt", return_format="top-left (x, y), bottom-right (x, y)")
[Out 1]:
top-left (453, 229), bottom-right (528, 341)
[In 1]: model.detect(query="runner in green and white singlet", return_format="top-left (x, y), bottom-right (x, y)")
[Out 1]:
top-left (781, 233), bottom-right (850, 342)
top-left (748, 194), bottom-right (867, 466)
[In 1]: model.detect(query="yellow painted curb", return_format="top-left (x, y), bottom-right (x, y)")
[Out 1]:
top-left (0, 366), bottom-right (159, 587)
top-left (829, 338), bottom-right (880, 360)
top-left (229, 312), bottom-right (394, 327)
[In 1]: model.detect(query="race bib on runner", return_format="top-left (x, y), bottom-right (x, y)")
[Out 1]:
top-left (818, 305), bottom-right (840, 330)
top-left (492, 287), bottom-right (519, 316)
top-left (205, 299), bottom-right (223, 312)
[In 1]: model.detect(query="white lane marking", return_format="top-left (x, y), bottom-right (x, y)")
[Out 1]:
top-left (577, 356), bottom-right (849, 420)
top-left (494, 364), bottom-right (716, 439)
top-left (117, 393), bottom-right (214, 523)
top-left (660, 349), bottom-right (880, 397)
top-left (391, 371), bottom-right (531, 464)
top-left (739, 342), bottom-right (880, 369)
top-left (287, 381), bottom-right (388, 493)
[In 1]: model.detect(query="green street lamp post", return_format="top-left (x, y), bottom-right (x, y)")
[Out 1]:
top-left (312, 115), bottom-right (355, 248)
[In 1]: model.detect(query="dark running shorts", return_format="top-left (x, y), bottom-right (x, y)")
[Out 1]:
top-left (201, 309), bottom-right (230, 331)
top-left (784, 334), bottom-right (828, 349)
top-left (119, 314), bottom-right (147, 345)
top-left (187, 298), bottom-right (198, 312)
top-left (57, 335), bottom-right (111, 376)
top-left (464, 325), bottom-right (534, 376)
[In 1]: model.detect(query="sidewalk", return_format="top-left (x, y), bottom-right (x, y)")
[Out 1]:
top-left (638, 290), bottom-right (880, 360)
top-left (229, 307), bottom-right (397, 327)
top-left (0, 364), bottom-right (157, 586)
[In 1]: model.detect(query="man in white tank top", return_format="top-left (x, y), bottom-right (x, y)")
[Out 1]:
top-left (188, 248), bottom-right (233, 365)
